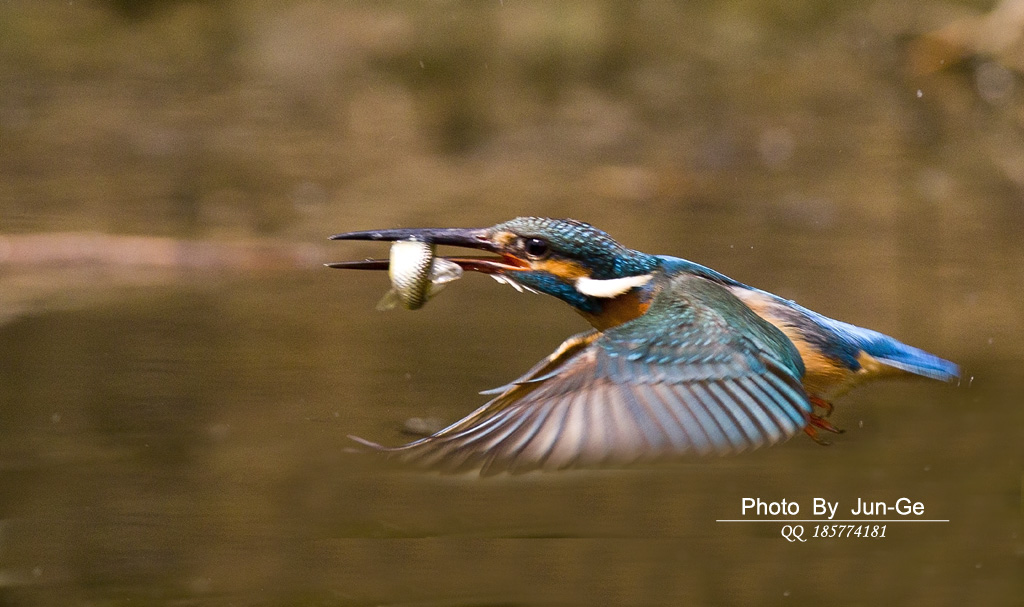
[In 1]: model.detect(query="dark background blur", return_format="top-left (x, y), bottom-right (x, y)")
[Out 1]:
top-left (1, 1), bottom-right (1022, 605)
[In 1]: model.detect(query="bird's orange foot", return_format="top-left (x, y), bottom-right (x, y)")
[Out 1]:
top-left (810, 396), bottom-right (835, 417)
top-left (804, 413), bottom-right (845, 446)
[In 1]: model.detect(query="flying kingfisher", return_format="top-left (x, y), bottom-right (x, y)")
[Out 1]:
top-left (328, 217), bottom-right (958, 474)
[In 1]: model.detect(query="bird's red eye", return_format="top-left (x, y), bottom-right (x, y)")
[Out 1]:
top-left (523, 237), bottom-right (550, 260)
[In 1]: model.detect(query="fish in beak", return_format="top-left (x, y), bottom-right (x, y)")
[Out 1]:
top-left (327, 227), bottom-right (528, 309)
top-left (327, 227), bottom-right (528, 275)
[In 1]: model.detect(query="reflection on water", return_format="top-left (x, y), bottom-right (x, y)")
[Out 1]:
top-left (1, 0), bottom-right (1023, 604)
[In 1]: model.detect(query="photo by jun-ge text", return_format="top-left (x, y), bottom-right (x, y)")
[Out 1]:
top-left (742, 497), bottom-right (926, 519)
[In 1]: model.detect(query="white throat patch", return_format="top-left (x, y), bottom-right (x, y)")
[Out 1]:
top-left (575, 274), bottom-right (653, 298)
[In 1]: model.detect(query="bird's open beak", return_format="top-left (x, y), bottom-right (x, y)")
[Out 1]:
top-left (326, 227), bottom-right (526, 274)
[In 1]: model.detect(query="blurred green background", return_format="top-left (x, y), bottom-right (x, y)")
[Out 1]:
top-left (1, 0), bottom-right (1022, 605)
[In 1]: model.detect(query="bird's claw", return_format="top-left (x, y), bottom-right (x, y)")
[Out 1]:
top-left (810, 396), bottom-right (834, 417)
top-left (804, 413), bottom-right (845, 446)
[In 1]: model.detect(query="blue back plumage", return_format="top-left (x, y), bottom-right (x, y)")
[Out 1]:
top-left (656, 255), bottom-right (959, 383)
top-left (753, 294), bottom-right (960, 382)
top-left (822, 318), bottom-right (960, 382)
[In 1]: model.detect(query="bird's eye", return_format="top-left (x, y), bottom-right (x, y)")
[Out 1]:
top-left (523, 237), bottom-right (550, 260)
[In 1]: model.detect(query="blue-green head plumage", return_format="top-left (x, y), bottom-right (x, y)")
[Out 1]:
top-left (489, 217), bottom-right (659, 280)
top-left (482, 218), bottom-right (660, 315)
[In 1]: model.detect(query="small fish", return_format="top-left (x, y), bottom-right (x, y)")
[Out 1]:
top-left (377, 238), bottom-right (463, 311)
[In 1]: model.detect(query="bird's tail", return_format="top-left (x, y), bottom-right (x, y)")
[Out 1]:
top-left (848, 327), bottom-right (960, 382)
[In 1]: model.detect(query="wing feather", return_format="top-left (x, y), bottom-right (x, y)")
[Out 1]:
top-left (706, 381), bottom-right (759, 447)
top-left (603, 383), bottom-right (647, 462)
top-left (354, 273), bottom-right (812, 473)
top-left (639, 383), bottom-right (698, 452)
top-left (620, 382), bottom-right (673, 453)
top-left (738, 375), bottom-right (799, 435)
top-left (674, 383), bottom-right (730, 454)
top-left (721, 378), bottom-right (782, 444)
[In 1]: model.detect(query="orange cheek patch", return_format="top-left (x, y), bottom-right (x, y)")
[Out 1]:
top-left (534, 258), bottom-right (589, 280)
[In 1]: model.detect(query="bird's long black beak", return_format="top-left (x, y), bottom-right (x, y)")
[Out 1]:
top-left (327, 227), bottom-right (524, 274)
top-left (329, 227), bottom-right (495, 250)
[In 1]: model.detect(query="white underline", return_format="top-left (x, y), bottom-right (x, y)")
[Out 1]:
top-left (716, 519), bottom-right (949, 523)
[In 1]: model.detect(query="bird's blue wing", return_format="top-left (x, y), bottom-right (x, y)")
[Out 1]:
top-left (353, 274), bottom-right (812, 474)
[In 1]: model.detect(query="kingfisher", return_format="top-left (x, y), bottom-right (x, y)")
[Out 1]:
top-left (328, 217), bottom-right (958, 475)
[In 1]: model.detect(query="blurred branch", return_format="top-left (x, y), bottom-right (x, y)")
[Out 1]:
top-left (0, 233), bottom-right (322, 271)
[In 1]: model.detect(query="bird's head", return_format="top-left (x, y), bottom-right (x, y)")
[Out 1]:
top-left (329, 217), bottom-right (661, 329)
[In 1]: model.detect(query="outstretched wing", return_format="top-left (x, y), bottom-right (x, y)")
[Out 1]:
top-left (354, 274), bottom-right (811, 475)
